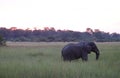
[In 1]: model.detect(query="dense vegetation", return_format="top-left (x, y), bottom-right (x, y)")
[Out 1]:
top-left (0, 27), bottom-right (120, 42)
top-left (0, 34), bottom-right (6, 46)
top-left (0, 42), bottom-right (120, 78)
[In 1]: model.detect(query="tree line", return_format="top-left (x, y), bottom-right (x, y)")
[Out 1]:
top-left (0, 27), bottom-right (120, 42)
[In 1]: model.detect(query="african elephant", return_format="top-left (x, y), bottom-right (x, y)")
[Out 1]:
top-left (61, 42), bottom-right (100, 61)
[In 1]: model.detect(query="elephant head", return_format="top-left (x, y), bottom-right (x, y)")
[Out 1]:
top-left (87, 42), bottom-right (100, 60)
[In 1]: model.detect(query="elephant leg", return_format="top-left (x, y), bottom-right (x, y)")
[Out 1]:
top-left (81, 52), bottom-right (88, 61)
top-left (63, 58), bottom-right (71, 61)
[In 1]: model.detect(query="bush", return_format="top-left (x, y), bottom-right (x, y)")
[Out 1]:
top-left (0, 35), bottom-right (6, 46)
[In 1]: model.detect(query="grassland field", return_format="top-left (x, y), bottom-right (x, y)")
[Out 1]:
top-left (0, 42), bottom-right (120, 78)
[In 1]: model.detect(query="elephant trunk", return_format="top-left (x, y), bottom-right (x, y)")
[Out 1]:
top-left (96, 51), bottom-right (100, 60)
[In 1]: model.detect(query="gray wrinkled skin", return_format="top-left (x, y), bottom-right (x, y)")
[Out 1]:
top-left (61, 42), bottom-right (100, 61)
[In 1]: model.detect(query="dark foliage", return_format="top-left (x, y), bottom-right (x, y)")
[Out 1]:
top-left (0, 34), bottom-right (6, 46)
top-left (0, 27), bottom-right (120, 42)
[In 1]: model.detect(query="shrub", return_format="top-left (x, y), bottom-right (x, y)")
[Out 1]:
top-left (0, 35), bottom-right (6, 46)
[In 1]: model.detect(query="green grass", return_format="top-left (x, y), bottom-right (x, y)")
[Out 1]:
top-left (0, 42), bottom-right (120, 78)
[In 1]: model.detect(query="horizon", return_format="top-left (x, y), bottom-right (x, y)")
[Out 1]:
top-left (0, 0), bottom-right (120, 33)
top-left (1, 26), bottom-right (120, 34)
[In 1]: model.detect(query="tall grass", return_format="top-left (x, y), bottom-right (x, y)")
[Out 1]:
top-left (0, 42), bottom-right (120, 78)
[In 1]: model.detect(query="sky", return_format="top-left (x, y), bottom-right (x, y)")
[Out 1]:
top-left (0, 0), bottom-right (120, 33)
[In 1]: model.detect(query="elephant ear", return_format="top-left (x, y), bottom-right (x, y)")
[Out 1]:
top-left (85, 45), bottom-right (92, 54)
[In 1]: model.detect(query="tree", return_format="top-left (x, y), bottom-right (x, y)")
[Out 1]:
top-left (111, 33), bottom-right (120, 41)
top-left (0, 35), bottom-right (6, 46)
top-left (0, 27), bottom-right (120, 42)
